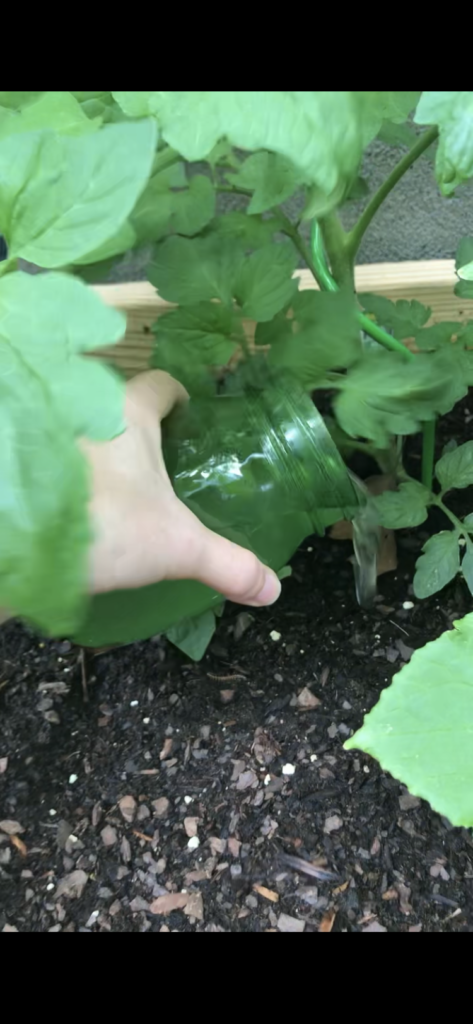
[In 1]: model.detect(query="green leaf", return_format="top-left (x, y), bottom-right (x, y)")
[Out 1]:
top-left (148, 234), bottom-right (244, 305)
top-left (0, 91), bottom-right (101, 139)
top-left (111, 91), bottom-right (157, 117)
top-left (413, 320), bottom-right (473, 385)
top-left (373, 481), bottom-right (430, 529)
top-left (73, 220), bottom-right (136, 266)
top-left (454, 278), bottom-right (473, 300)
top-left (345, 610), bottom-right (473, 827)
top-left (334, 350), bottom-right (467, 448)
top-left (234, 243), bottom-right (298, 321)
top-left (464, 513), bottom-right (473, 528)
top-left (0, 120), bottom-right (157, 266)
top-left (436, 439), bottom-right (473, 491)
top-left (415, 92), bottom-right (473, 194)
top-left (359, 293), bottom-right (431, 339)
top-left (152, 301), bottom-right (240, 388)
top-left (0, 272), bottom-right (126, 634)
top-left (455, 236), bottom-right (473, 273)
top-left (267, 289), bottom-right (360, 386)
top-left (0, 92), bottom-right (43, 109)
top-left (165, 609), bottom-right (216, 661)
top-left (131, 170), bottom-right (215, 245)
top-left (414, 321), bottom-right (460, 350)
top-left (227, 151), bottom-right (303, 214)
top-left (461, 548), bottom-right (473, 595)
top-left (355, 91), bottom-right (421, 146)
top-left (377, 120), bottom-right (418, 148)
top-left (0, 271), bottom-right (126, 438)
top-left (145, 91), bottom-right (363, 212)
top-left (207, 212), bottom-right (280, 249)
top-left (413, 531), bottom-right (460, 598)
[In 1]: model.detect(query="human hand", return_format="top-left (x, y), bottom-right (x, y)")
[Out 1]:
top-left (83, 370), bottom-right (281, 607)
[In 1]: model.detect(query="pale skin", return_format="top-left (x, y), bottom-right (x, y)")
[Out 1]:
top-left (0, 370), bottom-right (281, 627)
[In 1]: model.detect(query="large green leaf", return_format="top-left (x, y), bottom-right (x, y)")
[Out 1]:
top-left (227, 151), bottom-right (303, 214)
top-left (413, 320), bottom-right (473, 384)
top-left (0, 92), bottom-right (43, 109)
top-left (123, 91), bottom-right (363, 212)
top-left (372, 480), bottom-right (431, 529)
top-left (0, 271), bottom-right (126, 438)
top-left (0, 272), bottom-right (126, 634)
top-left (0, 91), bottom-right (101, 139)
top-left (355, 91), bottom-right (421, 147)
top-left (165, 609), bottom-right (216, 661)
top-left (152, 301), bottom-right (240, 389)
top-left (461, 548), bottom-right (473, 595)
top-left (267, 289), bottom-right (360, 386)
top-left (233, 244), bottom-right (298, 321)
top-left (148, 234), bottom-right (244, 305)
top-left (0, 120), bottom-right (156, 266)
top-left (345, 611), bottom-right (473, 826)
top-left (73, 221), bottom-right (136, 266)
top-left (415, 92), bottom-right (473, 194)
top-left (359, 293), bottom-right (431, 339)
top-left (413, 530), bottom-right (460, 598)
top-left (436, 440), bottom-right (473, 491)
top-left (131, 170), bottom-right (215, 245)
top-left (334, 349), bottom-right (467, 447)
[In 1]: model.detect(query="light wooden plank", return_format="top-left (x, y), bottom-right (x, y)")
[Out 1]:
top-left (92, 260), bottom-right (473, 378)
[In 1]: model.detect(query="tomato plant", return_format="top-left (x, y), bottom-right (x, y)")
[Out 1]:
top-left (2, 91), bottom-right (473, 823)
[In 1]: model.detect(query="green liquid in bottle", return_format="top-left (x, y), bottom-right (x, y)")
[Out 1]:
top-left (73, 379), bottom-right (364, 648)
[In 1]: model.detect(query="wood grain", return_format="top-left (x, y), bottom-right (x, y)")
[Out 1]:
top-left (92, 260), bottom-right (473, 378)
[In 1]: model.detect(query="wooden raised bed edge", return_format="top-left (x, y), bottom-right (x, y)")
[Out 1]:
top-left (92, 260), bottom-right (473, 379)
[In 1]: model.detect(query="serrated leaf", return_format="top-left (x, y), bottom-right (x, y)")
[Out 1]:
top-left (0, 91), bottom-right (102, 139)
top-left (345, 610), bottom-right (473, 826)
top-left (207, 212), bottom-right (280, 249)
top-left (455, 237), bottom-right (473, 273)
top-left (148, 234), bottom-right (244, 305)
top-left (143, 91), bottom-right (363, 212)
top-left (165, 609), bottom-right (216, 661)
top-left (267, 289), bottom-right (360, 386)
top-left (436, 439), bottom-right (473, 491)
top-left (151, 301), bottom-right (240, 390)
top-left (413, 531), bottom-right (460, 598)
top-left (132, 171), bottom-right (215, 246)
top-left (234, 243), bottom-right (298, 321)
top-left (0, 120), bottom-right (157, 266)
top-left (227, 151), bottom-right (303, 214)
top-left (171, 175), bottom-right (215, 236)
top-left (414, 321), bottom-right (460, 350)
top-left (461, 548), bottom-right (473, 595)
top-left (415, 91), bottom-right (473, 195)
top-left (373, 481), bottom-right (430, 529)
top-left (454, 278), bottom-right (473, 300)
top-left (334, 350), bottom-right (467, 448)
top-left (359, 293), bottom-right (431, 339)
top-left (0, 271), bottom-right (126, 634)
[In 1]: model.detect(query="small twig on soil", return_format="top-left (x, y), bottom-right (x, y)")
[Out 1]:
top-left (388, 619), bottom-right (410, 637)
top-left (278, 852), bottom-right (340, 882)
top-left (132, 830), bottom-right (154, 843)
top-left (79, 648), bottom-right (89, 703)
top-left (206, 672), bottom-right (247, 682)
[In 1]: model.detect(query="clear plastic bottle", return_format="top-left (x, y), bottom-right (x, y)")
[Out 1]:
top-left (73, 380), bottom-right (364, 647)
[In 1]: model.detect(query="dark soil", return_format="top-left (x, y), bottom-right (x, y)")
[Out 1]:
top-left (2, 405), bottom-right (473, 933)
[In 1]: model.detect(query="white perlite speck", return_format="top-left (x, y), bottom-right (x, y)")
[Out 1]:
top-left (282, 763), bottom-right (296, 776)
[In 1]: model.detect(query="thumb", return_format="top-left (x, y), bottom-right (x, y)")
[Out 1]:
top-left (178, 518), bottom-right (282, 607)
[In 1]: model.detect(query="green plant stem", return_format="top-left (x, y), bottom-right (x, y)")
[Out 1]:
top-left (347, 127), bottom-right (439, 258)
top-left (310, 221), bottom-right (415, 361)
top-left (434, 496), bottom-right (467, 537)
top-left (318, 211), bottom-right (354, 290)
top-left (421, 420), bottom-right (436, 490)
top-left (276, 210), bottom-right (321, 282)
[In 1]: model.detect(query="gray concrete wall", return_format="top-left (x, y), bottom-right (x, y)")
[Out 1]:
top-left (107, 141), bottom-right (473, 283)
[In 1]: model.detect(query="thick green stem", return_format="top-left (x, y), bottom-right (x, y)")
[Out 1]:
top-left (421, 420), bottom-right (436, 490)
top-left (347, 127), bottom-right (438, 258)
top-left (318, 211), bottom-right (354, 290)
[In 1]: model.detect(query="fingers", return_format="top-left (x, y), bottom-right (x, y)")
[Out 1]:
top-left (170, 513), bottom-right (282, 607)
top-left (125, 370), bottom-right (189, 425)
